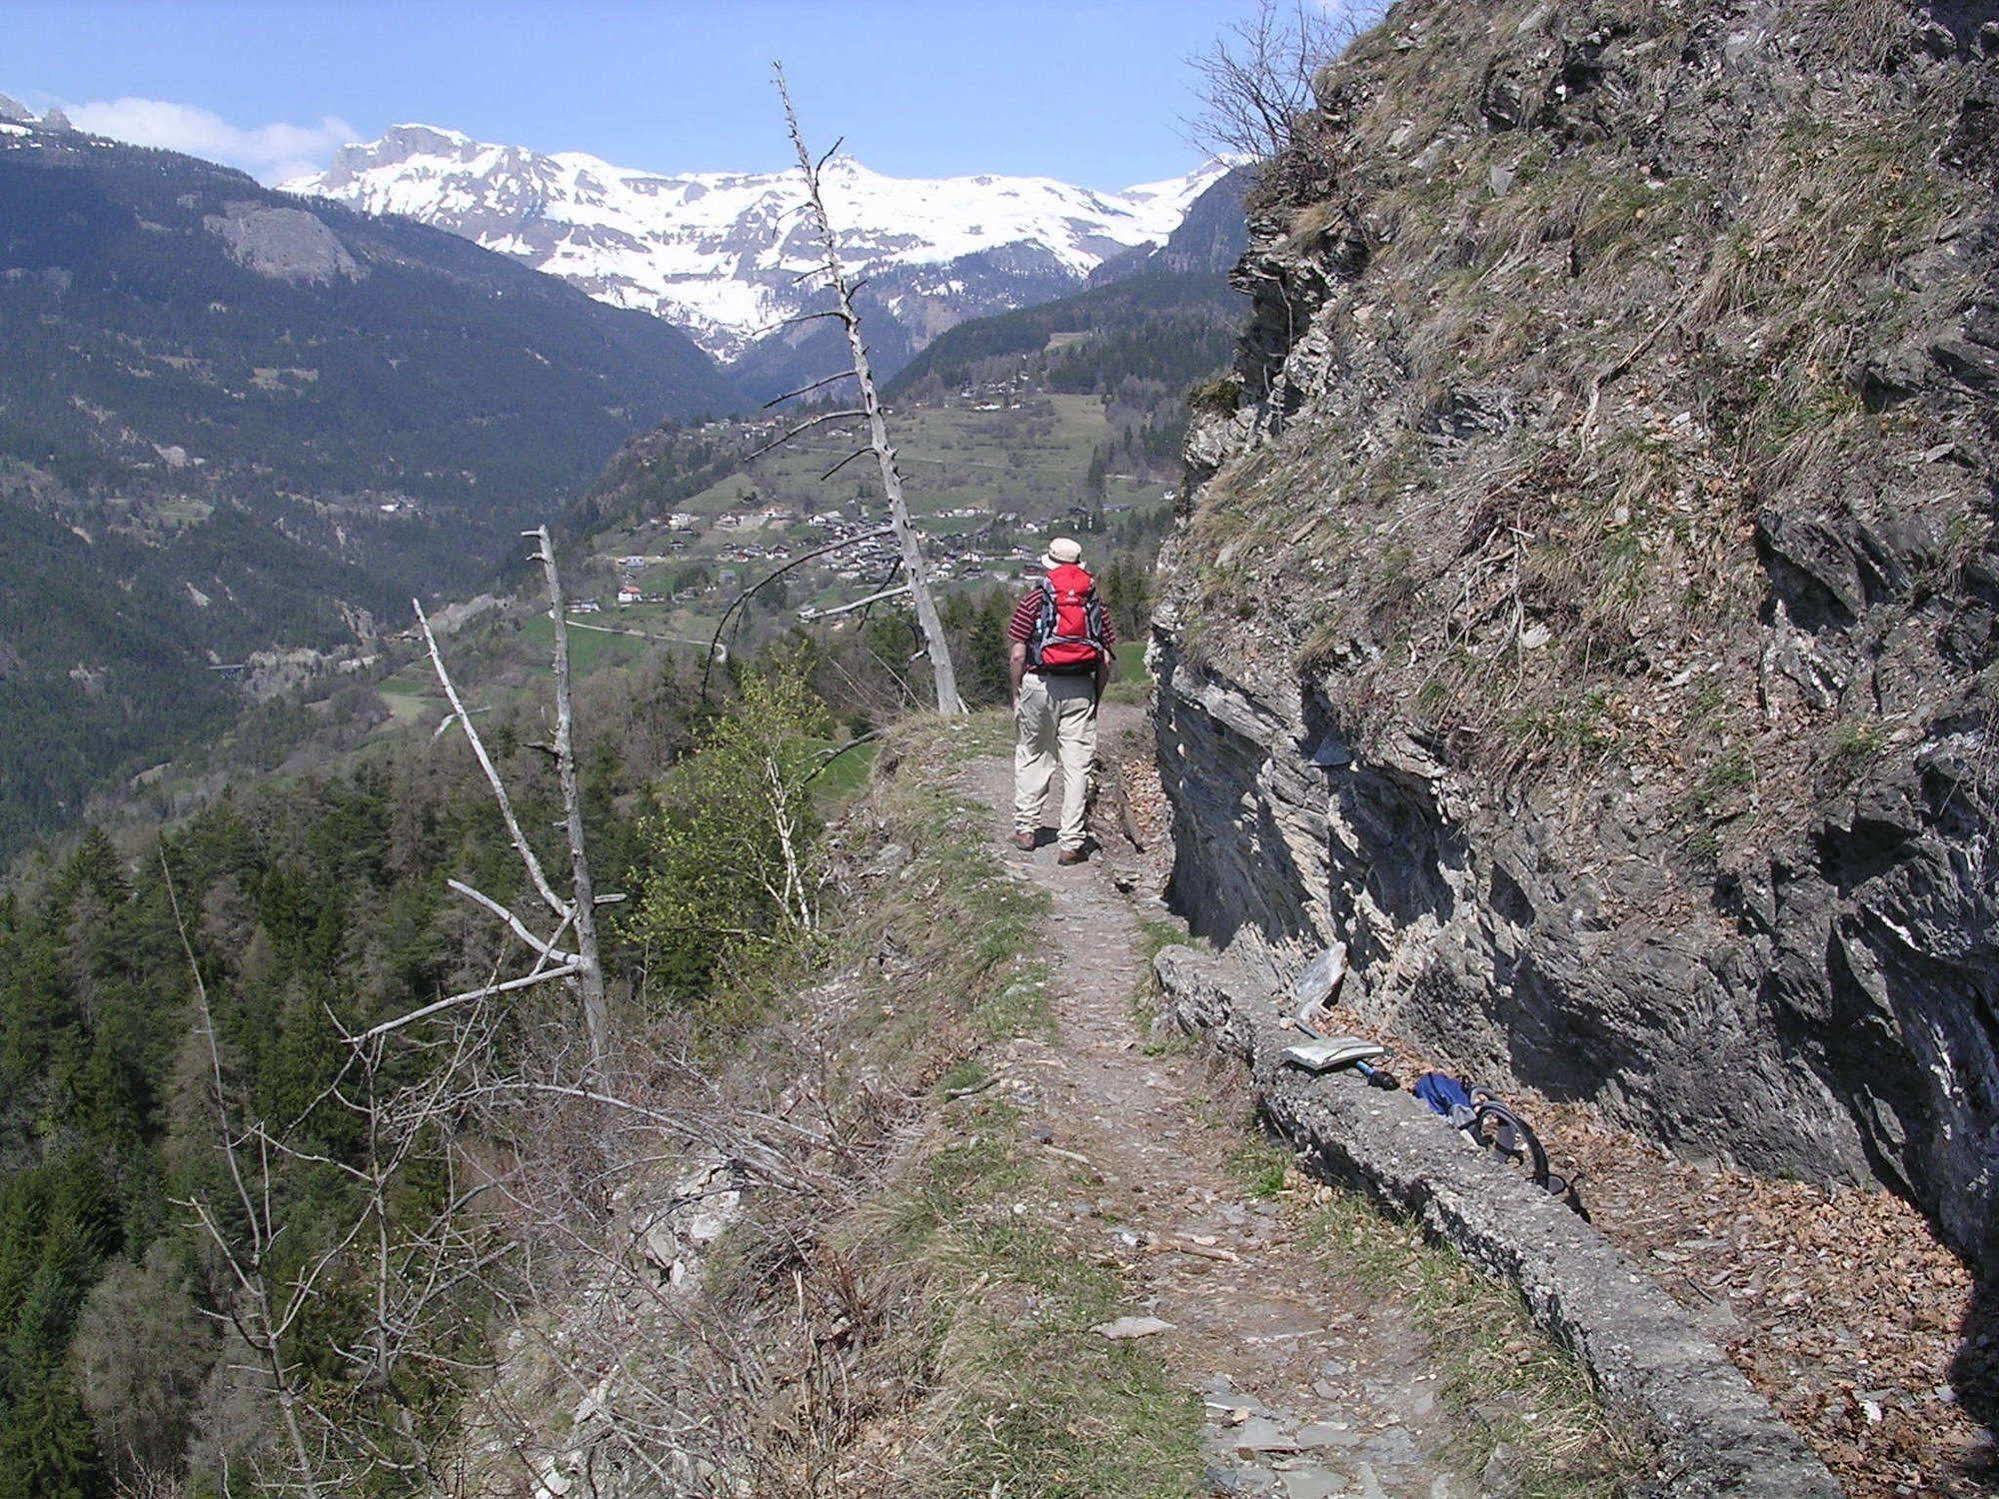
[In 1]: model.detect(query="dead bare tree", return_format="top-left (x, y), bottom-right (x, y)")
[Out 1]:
top-left (531, 526), bottom-right (612, 1067)
top-left (1184, 0), bottom-right (1366, 163)
top-left (386, 525), bottom-right (617, 1072)
top-left (700, 64), bottom-right (964, 715)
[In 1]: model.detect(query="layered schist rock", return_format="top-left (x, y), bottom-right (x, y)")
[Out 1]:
top-left (286, 124), bottom-right (1229, 380)
top-left (1152, 0), bottom-right (1999, 1269)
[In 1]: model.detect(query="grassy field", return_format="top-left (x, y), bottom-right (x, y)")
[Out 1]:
top-left (603, 393), bottom-right (1167, 564)
top-left (671, 395), bottom-right (1140, 515)
top-left (353, 605), bottom-right (701, 762)
top-left (376, 678), bottom-right (435, 727)
top-left (519, 612), bottom-right (666, 673)
top-left (802, 737), bottom-right (879, 808)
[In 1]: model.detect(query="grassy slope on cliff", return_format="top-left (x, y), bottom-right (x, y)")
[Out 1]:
top-left (1175, 0), bottom-right (1994, 847)
top-left (457, 711), bottom-right (1208, 1495)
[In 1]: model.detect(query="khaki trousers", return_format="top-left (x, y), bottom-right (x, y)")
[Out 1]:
top-left (1013, 671), bottom-right (1098, 851)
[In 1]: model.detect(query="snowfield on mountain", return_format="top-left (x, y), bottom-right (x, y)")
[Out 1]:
top-left (284, 123), bottom-right (1230, 361)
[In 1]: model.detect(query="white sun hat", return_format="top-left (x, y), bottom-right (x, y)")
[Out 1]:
top-left (1039, 535), bottom-right (1083, 570)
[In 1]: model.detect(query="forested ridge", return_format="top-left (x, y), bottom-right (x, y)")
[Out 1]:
top-left (0, 632), bottom-right (822, 1490)
top-left (888, 270), bottom-right (1241, 407)
top-left (0, 121), bottom-right (742, 861)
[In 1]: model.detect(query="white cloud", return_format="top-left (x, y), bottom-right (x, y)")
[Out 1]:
top-left (62, 98), bottom-right (355, 184)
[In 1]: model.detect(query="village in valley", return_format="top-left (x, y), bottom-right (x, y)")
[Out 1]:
top-left (571, 369), bottom-right (1177, 643)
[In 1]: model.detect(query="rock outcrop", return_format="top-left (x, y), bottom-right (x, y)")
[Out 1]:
top-left (1151, 942), bottom-right (1842, 1498)
top-left (203, 201), bottom-right (362, 284)
top-left (1152, 0), bottom-right (1999, 1274)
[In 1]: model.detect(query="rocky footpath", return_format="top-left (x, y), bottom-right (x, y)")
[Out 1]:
top-left (1151, 0), bottom-right (1999, 1299)
top-left (1151, 941), bottom-right (1840, 1497)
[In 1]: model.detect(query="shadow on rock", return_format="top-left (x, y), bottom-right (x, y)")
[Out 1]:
top-left (1952, 1270), bottom-right (1999, 1482)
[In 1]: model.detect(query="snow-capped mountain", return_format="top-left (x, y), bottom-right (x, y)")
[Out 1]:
top-left (283, 125), bottom-right (1230, 370)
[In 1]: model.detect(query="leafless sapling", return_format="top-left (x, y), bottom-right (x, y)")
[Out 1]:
top-left (384, 526), bottom-right (618, 1073)
top-left (1184, 0), bottom-right (1365, 164)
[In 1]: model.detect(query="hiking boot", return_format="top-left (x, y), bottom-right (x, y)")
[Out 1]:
top-left (1056, 848), bottom-right (1088, 866)
top-left (1010, 830), bottom-right (1036, 851)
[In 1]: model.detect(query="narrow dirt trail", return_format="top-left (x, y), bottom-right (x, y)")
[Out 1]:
top-left (957, 711), bottom-right (1466, 1499)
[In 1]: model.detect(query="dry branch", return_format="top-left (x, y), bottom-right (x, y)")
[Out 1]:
top-left (358, 964), bottom-right (582, 1042)
top-left (762, 369), bottom-right (859, 409)
top-left (744, 407), bottom-right (868, 463)
top-left (447, 879), bottom-right (579, 962)
top-left (818, 446), bottom-right (870, 482)
top-left (699, 525), bottom-right (895, 704)
top-left (798, 582), bottom-right (911, 620)
top-left (528, 525), bottom-right (611, 1071)
top-left (415, 600), bottom-right (567, 920)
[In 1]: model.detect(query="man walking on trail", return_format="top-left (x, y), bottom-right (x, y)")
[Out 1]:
top-left (1009, 535), bottom-right (1115, 864)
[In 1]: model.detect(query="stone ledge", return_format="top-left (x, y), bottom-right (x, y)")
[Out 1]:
top-left (1153, 943), bottom-right (1843, 1499)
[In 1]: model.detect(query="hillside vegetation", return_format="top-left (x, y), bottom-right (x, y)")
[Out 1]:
top-left (0, 624), bottom-right (1202, 1495)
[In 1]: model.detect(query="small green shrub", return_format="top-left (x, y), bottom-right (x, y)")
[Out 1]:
top-left (1187, 374), bottom-right (1242, 417)
top-left (1229, 1136), bottom-right (1292, 1199)
top-left (1824, 718), bottom-right (1887, 787)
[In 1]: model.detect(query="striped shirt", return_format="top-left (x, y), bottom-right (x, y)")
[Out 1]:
top-left (1008, 577), bottom-right (1117, 651)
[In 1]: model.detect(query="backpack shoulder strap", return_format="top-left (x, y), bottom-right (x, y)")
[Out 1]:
top-left (1028, 577), bottom-right (1057, 656)
top-left (1081, 586), bottom-right (1107, 647)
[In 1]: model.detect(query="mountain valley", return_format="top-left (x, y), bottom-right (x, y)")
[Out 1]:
top-left (0, 109), bottom-right (739, 854)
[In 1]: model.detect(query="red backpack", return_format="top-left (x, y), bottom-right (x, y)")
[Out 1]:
top-left (1028, 563), bottom-right (1107, 675)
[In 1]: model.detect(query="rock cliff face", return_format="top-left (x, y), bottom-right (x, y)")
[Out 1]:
top-left (1152, 0), bottom-right (1999, 1268)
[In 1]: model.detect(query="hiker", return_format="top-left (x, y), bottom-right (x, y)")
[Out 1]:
top-left (1008, 535), bottom-right (1115, 864)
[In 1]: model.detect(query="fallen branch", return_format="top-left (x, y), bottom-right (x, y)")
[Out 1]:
top-left (1043, 1143), bottom-right (1098, 1171)
top-left (944, 1074), bottom-right (1002, 1101)
top-left (1148, 1233), bottom-right (1242, 1264)
top-left (1579, 306), bottom-right (1679, 452)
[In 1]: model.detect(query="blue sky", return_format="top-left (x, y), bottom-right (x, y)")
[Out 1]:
top-left (5, 1), bottom-right (1363, 188)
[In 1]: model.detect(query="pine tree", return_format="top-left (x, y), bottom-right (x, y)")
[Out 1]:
top-left (0, 1377), bottom-right (105, 1499)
